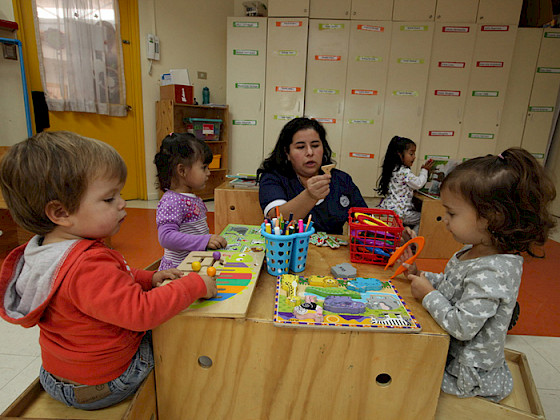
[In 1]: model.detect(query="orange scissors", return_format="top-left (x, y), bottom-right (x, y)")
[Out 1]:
top-left (384, 236), bottom-right (425, 279)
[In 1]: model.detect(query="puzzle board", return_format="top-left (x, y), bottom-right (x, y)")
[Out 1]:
top-left (220, 224), bottom-right (265, 252)
top-left (274, 274), bottom-right (422, 332)
top-left (177, 250), bottom-right (265, 318)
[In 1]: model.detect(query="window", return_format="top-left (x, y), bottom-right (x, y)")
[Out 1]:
top-left (33, 0), bottom-right (127, 116)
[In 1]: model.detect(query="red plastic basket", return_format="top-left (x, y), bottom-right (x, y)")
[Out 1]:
top-left (348, 207), bottom-right (404, 265)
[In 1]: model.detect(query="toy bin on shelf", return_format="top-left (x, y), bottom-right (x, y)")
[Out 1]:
top-left (348, 207), bottom-right (404, 265)
top-left (261, 222), bottom-right (315, 275)
top-left (184, 117), bottom-right (222, 140)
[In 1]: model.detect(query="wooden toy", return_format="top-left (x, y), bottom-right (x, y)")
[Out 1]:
top-left (191, 261), bottom-right (201, 272)
top-left (307, 275), bottom-right (338, 287)
top-left (321, 163), bottom-right (335, 174)
top-left (384, 236), bottom-right (425, 279)
top-left (175, 250), bottom-right (265, 318)
top-left (274, 274), bottom-right (421, 332)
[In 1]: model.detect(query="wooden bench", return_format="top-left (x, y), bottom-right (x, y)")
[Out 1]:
top-left (0, 370), bottom-right (157, 420)
top-left (435, 348), bottom-right (545, 420)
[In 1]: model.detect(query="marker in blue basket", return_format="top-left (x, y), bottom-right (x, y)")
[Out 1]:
top-left (298, 219), bottom-right (304, 233)
top-left (274, 226), bottom-right (281, 235)
top-left (305, 214), bottom-right (312, 232)
top-left (265, 223), bottom-right (272, 234)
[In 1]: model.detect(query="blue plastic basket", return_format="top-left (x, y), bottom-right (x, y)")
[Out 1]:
top-left (261, 222), bottom-right (315, 275)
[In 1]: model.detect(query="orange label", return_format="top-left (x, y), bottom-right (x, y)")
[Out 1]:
top-left (349, 152), bottom-right (374, 159)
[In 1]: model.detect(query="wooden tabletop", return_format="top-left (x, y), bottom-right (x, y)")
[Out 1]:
top-left (247, 241), bottom-right (447, 336)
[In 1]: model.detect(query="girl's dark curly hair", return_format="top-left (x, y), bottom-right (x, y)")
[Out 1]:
top-left (154, 132), bottom-right (213, 191)
top-left (256, 117), bottom-right (334, 180)
top-left (375, 136), bottom-right (416, 196)
top-left (441, 147), bottom-right (556, 256)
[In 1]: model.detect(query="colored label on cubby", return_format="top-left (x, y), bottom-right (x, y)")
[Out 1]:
top-left (439, 61), bottom-right (465, 68)
top-left (472, 91), bottom-right (499, 97)
top-left (233, 120), bottom-right (257, 125)
top-left (235, 83), bottom-right (260, 89)
top-left (349, 152), bottom-right (374, 158)
top-left (357, 56), bottom-right (382, 62)
top-left (352, 89), bottom-right (377, 95)
top-left (233, 22), bottom-right (258, 28)
top-left (435, 90), bottom-right (460, 96)
top-left (529, 106), bottom-right (553, 112)
top-left (313, 89), bottom-right (339, 94)
top-left (429, 131), bottom-right (454, 136)
top-left (469, 133), bottom-right (494, 139)
top-left (233, 49), bottom-right (258, 56)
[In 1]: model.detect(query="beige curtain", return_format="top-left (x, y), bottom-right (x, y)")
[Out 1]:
top-left (32, 0), bottom-right (127, 116)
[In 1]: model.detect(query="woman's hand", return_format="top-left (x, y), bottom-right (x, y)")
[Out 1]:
top-left (306, 173), bottom-right (331, 201)
top-left (152, 268), bottom-right (183, 287)
top-left (407, 273), bottom-right (435, 301)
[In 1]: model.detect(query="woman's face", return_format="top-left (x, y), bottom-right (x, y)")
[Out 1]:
top-left (286, 128), bottom-right (324, 179)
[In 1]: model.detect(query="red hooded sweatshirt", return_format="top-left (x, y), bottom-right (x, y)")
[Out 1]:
top-left (0, 237), bottom-right (207, 385)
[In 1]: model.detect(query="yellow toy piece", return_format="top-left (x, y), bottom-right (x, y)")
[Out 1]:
top-left (281, 275), bottom-right (299, 292)
top-left (307, 275), bottom-right (338, 287)
top-left (191, 261), bottom-right (201, 272)
top-left (354, 212), bottom-right (389, 227)
top-left (285, 296), bottom-right (302, 308)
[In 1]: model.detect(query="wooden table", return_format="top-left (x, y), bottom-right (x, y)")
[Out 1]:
top-left (416, 193), bottom-right (463, 259)
top-left (214, 181), bottom-right (263, 234)
top-left (153, 244), bottom-right (450, 420)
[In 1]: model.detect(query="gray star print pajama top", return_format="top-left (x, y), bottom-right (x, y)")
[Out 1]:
top-left (422, 246), bottom-right (523, 402)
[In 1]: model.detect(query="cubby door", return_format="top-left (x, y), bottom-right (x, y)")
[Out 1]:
top-left (227, 17), bottom-right (267, 175)
top-left (521, 29), bottom-right (560, 161)
top-left (392, 0), bottom-right (436, 21)
top-left (263, 18), bottom-right (309, 157)
top-left (339, 21), bottom-right (391, 197)
top-left (498, 28), bottom-right (542, 154)
top-left (267, 0), bottom-right (310, 17)
top-left (304, 19), bottom-right (351, 159)
top-left (435, 0), bottom-right (478, 23)
top-left (419, 23), bottom-right (476, 163)
top-left (309, 0), bottom-right (351, 19)
top-left (380, 22), bottom-right (434, 172)
top-left (457, 24), bottom-right (517, 160)
top-left (351, 0), bottom-right (394, 21)
top-left (477, 0), bottom-right (523, 25)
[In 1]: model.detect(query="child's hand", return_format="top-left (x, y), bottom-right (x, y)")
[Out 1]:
top-left (396, 242), bottom-right (419, 276)
top-left (152, 269), bottom-right (183, 287)
top-left (407, 272), bottom-right (435, 301)
top-left (207, 234), bottom-right (227, 250)
top-left (197, 274), bottom-right (218, 299)
top-left (422, 159), bottom-right (435, 171)
top-left (306, 173), bottom-right (331, 201)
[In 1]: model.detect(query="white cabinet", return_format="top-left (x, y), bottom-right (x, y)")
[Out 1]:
top-left (457, 24), bottom-right (517, 160)
top-left (435, 0), bottom-right (478, 22)
top-left (304, 20), bottom-right (350, 159)
top-left (263, 18), bottom-right (309, 157)
top-left (498, 28), bottom-right (542, 154)
top-left (381, 22), bottom-right (434, 171)
top-left (476, 0), bottom-right (523, 25)
top-left (227, 17), bottom-right (267, 175)
top-left (393, 0), bottom-right (436, 21)
top-left (339, 21), bottom-right (391, 197)
top-left (521, 29), bottom-right (560, 161)
top-left (309, 0), bottom-right (393, 21)
top-left (419, 23), bottom-right (477, 161)
top-left (267, 0), bottom-right (310, 17)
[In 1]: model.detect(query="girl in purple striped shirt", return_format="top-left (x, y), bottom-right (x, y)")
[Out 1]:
top-left (154, 133), bottom-right (227, 270)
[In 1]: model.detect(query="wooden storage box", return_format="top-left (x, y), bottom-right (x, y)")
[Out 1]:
top-left (436, 349), bottom-right (546, 419)
top-left (0, 370), bottom-right (157, 420)
top-left (160, 84), bottom-right (193, 104)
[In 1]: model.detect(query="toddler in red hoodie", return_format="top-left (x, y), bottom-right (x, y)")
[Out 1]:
top-left (0, 131), bottom-right (217, 410)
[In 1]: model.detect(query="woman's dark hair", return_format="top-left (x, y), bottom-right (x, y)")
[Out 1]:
top-left (441, 147), bottom-right (556, 256)
top-left (375, 136), bottom-right (416, 196)
top-left (154, 132), bottom-right (213, 191)
top-left (256, 117), bottom-right (333, 180)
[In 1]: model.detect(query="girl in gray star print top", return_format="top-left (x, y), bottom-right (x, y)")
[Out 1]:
top-left (399, 148), bottom-right (556, 402)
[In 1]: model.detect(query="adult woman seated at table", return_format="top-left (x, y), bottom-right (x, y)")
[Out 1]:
top-left (257, 117), bottom-right (367, 234)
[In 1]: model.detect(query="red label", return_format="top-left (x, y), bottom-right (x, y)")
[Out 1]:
top-left (275, 86), bottom-right (301, 92)
top-left (357, 24), bottom-right (384, 32)
top-left (276, 21), bottom-right (303, 27)
top-left (352, 89), bottom-right (378, 95)
top-left (349, 152), bottom-right (374, 159)
top-left (429, 131), bottom-right (455, 136)
top-left (315, 55), bottom-right (342, 61)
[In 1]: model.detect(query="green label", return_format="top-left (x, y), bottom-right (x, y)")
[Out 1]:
top-left (529, 106), bottom-right (553, 112)
top-left (274, 115), bottom-right (296, 121)
top-left (544, 32), bottom-right (560, 38)
top-left (397, 58), bottom-right (424, 64)
top-left (348, 119), bottom-right (374, 124)
top-left (425, 155), bottom-right (450, 160)
top-left (537, 67), bottom-right (560, 73)
top-left (313, 89), bottom-right (339, 94)
top-left (401, 25), bottom-right (428, 31)
top-left (233, 49), bottom-right (258, 56)
top-left (233, 120), bottom-right (257, 125)
top-left (233, 22), bottom-right (259, 28)
top-left (472, 91), bottom-right (499, 97)
top-left (235, 83), bottom-right (260, 89)
top-left (357, 56), bottom-right (382, 62)
top-left (532, 153), bottom-right (545, 159)
top-left (469, 133), bottom-right (494, 139)
top-left (393, 90), bottom-right (418, 96)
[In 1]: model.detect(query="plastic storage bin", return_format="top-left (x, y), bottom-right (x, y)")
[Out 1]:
top-left (348, 207), bottom-right (404, 265)
top-left (184, 117), bottom-right (222, 140)
top-left (261, 222), bottom-right (315, 275)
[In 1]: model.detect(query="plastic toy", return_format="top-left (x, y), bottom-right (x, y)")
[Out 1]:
top-left (347, 277), bottom-right (383, 293)
top-left (384, 236), bottom-right (425, 279)
top-left (324, 296), bottom-right (366, 314)
top-left (293, 296), bottom-right (324, 322)
top-left (191, 261), bottom-right (201, 272)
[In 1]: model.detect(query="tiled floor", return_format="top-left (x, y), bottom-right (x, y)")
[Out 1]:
top-left (1, 200), bottom-right (559, 418)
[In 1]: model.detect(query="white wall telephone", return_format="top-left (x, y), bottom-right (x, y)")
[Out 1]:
top-left (147, 33), bottom-right (160, 60)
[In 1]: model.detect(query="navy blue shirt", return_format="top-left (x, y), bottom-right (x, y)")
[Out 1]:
top-left (259, 169), bottom-right (367, 234)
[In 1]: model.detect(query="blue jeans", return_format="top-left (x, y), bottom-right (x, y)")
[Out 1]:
top-left (39, 332), bottom-right (154, 410)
